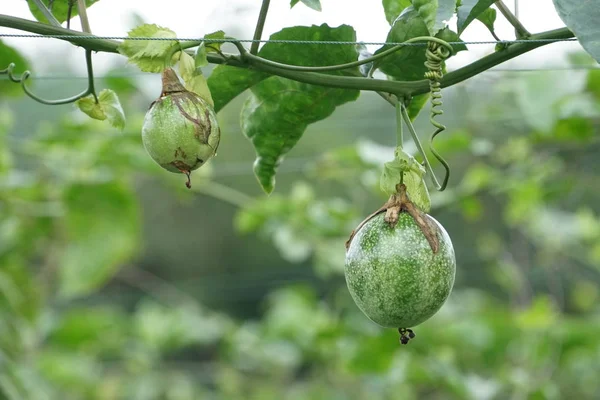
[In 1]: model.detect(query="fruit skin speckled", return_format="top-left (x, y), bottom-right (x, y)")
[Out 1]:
top-left (142, 68), bottom-right (220, 176)
top-left (345, 211), bottom-right (455, 328)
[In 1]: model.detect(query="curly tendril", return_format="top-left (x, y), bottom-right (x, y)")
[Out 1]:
top-left (0, 49), bottom-right (97, 105)
top-left (398, 39), bottom-right (452, 192)
top-left (424, 41), bottom-right (451, 191)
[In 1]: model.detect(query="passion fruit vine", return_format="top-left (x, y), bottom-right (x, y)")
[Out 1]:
top-left (142, 68), bottom-right (220, 188)
top-left (344, 184), bottom-right (456, 345)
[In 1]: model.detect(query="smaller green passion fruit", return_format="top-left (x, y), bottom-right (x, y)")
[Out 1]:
top-left (344, 185), bottom-right (456, 344)
top-left (142, 68), bottom-right (220, 188)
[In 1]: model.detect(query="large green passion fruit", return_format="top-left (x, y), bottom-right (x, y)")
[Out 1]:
top-left (142, 68), bottom-right (220, 188)
top-left (344, 186), bottom-right (456, 344)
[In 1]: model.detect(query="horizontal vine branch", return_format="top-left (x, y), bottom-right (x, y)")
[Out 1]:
top-left (0, 14), bottom-right (574, 98)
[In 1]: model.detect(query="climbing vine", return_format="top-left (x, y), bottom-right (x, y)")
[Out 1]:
top-left (0, 0), bottom-right (596, 194)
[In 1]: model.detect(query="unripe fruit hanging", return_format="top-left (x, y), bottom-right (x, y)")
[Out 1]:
top-left (142, 68), bottom-right (220, 188)
top-left (344, 185), bottom-right (456, 344)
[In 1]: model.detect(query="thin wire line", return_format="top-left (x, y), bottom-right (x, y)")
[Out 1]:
top-left (0, 33), bottom-right (579, 46)
top-left (1, 66), bottom-right (596, 81)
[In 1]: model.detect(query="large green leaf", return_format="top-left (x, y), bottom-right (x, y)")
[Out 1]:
top-left (241, 24), bottom-right (360, 193)
top-left (413, 0), bottom-right (458, 34)
top-left (552, 0), bottom-right (600, 63)
top-left (375, 8), bottom-right (431, 80)
top-left (437, 27), bottom-right (468, 53)
top-left (207, 66), bottom-right (267, 113)
top-left (376, 10), bottom-right (466, 81)
top-left (382, 0), bottom-right (412, 24)
top-left (59, 182), bottom-right (140, 298)
top-left (383, 1), bottom-right (457, 31)
top-left (27, 0), bottom-right (99, 24)
top-left (456, 0), bottom-right (495, 34)
top-left (0, 40), bottom-right (30, 98)
top-left (407, 92), bottom-right (430, 120)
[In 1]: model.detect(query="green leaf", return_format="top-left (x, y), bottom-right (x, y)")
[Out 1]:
top-left (102, 69), bottom-right (138, 96)
top-left (552, 116), bottom-right (594, 142)
top-left (407, 93), bottom-right (430, 120)
top-left (382, 0), bottom-right (412, 25)
top-left (376, 10), bottom-right (466, 81)
top-left (552, 0), bottom-right (600, 63)
top-left (380, 148), bottom-right (431, 211)
top-left (457, 0), bottom-right (495, 34)
top-left (241, 24), bottom-right (360, 193)
top-left (27, 0), bottom-right (99, 24)
top-left (59, 182), bottom-right (140, 298)
top-left (436, 27), bottom-right (468, 52)
top-left (587, 69), bottom-right (600, 100)
top-left (375, 7), bottom-right (431, 80)
top-left (207, 66), bottom-right (267, 112)
top-left (49, 307), bottom-right (128, 351)
top-left (0, 262), bottom-right (41, 321)
top-left (291, 0), bottom-right (322, 11)
top-left (195, 30), bottom-right (226, 68)
top-left (513, 71), bottom-right (578, 133)
top-left (75, 89), bottom-right (126, 129)
top-left (476, 7), bottom-right (497, 35)
top-left (434, 0), bottom-right (459, 32)
top-left (117, 24), bottom-right (178, 73)
top-left (178, 52), bottom-right (213, 106)
top-left (412, 0), bottom-right (458, 34)
top-left (0, 40), bottom-right (30, 98)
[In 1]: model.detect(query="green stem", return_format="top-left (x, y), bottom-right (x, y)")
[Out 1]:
top-left (490, 29), bottom-right (501, 42)
top-left (76, 0), bottom-right (92, 33)
top-left (1, 48), bottom-right (95, 105)
top-left (30, 0), bottom-right (61, 27)
top-left (440, 27), bottom-right (573, 89)
top-left (84, 49), bottom-right (98, 102)
top-left (118, 266), bottom-right (200, 307)
top-left (180, 40), bottom-right (203, 50)
top-left (245, 36), bottom-right (453, 73)
top-left (400, 104), bottom-right (447, 190)
top-left (395, 100), bottom-right (403, 149)
top-left (495, 0), bottom-right (530, 39)
top-left (0, 14), bottom-right (574, 97)
top-left (192, 182), bottom-right (253, 208)
top-left (251, 0), bottom-right (271, 55)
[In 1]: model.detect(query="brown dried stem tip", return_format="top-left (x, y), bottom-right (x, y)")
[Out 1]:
top-left (345, 184), bottom-right (440, 254)
top-left (161, 68), bottom-right (188, 96)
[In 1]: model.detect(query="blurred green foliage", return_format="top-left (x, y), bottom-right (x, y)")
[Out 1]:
top-left (2, 42), bottom-right (600, 400)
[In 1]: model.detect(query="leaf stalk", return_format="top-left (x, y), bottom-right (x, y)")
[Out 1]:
top-left (251, 0), bottom-right (271, 55)
top-left (495, 0), bottom-right (530, 39)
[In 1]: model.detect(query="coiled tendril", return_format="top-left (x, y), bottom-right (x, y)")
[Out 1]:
top-left (0, 49), bottom-right (97, 105)
top-left (423, 41), bottom-right (451, 191)
top-left (398, 39), bottom-right (452, 192)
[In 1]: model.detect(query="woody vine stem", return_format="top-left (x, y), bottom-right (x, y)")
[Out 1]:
top-left (0, 11), bottom-right (574, 99)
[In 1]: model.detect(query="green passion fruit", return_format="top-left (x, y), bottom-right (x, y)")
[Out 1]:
top-left (142, 68), bottom-right (220, 188)
top-left (344, 186), bottom-right (456, 344)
